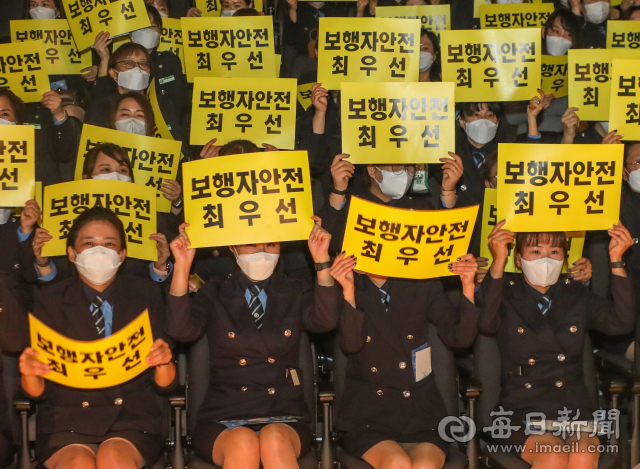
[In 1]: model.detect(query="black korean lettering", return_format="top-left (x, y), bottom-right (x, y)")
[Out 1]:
top-left (585, 190), bottom-right (604, 214)
top-left (239, 201), bottom-right (260, 226)
top-left (397, 246), bottom-right (418, 265)
top-left (379, 220), bottom-right (401, 241)
top-left (354, 214), bottom-right (376, 236)
top-left (514, 191), bottom-right (534, 215)
top-left (37, 333), bottom-right (55, 355)
top-left (81, 351), bottom-right (103, 364)
top-left (275, 198), bottom-right (297, 223)
top-left (549, 191), bottom-right (569, 215)
top-left (448, 221), bottom-right (469, 241)
top-left (527, 161), bottom-right (548, 186)
top-left (48, 359), bottom-right (68, 376)
top-left (127, 326), bottom-right (146, 349)
top-left (400, 224), bottom-right (427, 243)
top-left (433, 244), bottom-right (454, 264)
top-left (122, 350), bottom-right (142, 371)
top-left (203, 203), bottom-right (224, 228)
top-left (358, 125), bottom-right (376, 148)
top-left (83, 366), bottom-right (107, 380)
top-left (505, 161), bottom-right (525, 184)
top-left (56, 346), bottom-right (78, 364)
top-left (361, 240), bottom-right (382, 262)
top-left (191, 176), bottom-right (212, 199)
top-left (389, 125), bottom-right (408, 148)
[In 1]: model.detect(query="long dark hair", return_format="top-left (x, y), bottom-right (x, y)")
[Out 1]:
top-left (108, 92), bottom-right (156, 137)
top-left (542, 8), bottom-right (583, 51)
top-left (421, 29), bottom-right (441, 82)
top-left (0, 89), bottom-right (26, 124)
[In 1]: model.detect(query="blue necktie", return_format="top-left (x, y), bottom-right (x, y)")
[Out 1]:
top-left (249, 285), bottom-right (265, 329)
top-left (538, 295), bottom-right (551, 316)
top-left (91, 296), bottom-right (106, 337)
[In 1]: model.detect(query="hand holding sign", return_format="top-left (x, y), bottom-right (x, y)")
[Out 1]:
top-left (448, 253), bottom-right (478, 287)
top-left (145, 338), bottom-right (173, 367)
top-left (608, 220), bottom-right (634, 264)
top-left (330, 252), bottom-right (357, 307)
top-left (21, 200), bottom-right (42, 235)
top-left (169, 223), bottom-right (196, 297)
top-left (19, 347), bottom-right (49, 398)
top-left (567, 257), bottom-right (592, 283)
top-left (308, 216), bottom-right (331, 264)
top-left (331, 154), bottom-right (355, 192)
top-left (487, 220), bottom-right (515, 278)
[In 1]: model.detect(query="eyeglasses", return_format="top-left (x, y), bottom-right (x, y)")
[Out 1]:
top-left (378, 165), bottom-right (418, 177)
top-left (117, 59), bottom-right (151, 72)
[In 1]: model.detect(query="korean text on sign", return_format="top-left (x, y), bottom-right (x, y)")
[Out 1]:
top-left (190, 77), bottom-right (296, 148)
top-left (61, 0), bottom-right (150, 52)
top-left (41, 179), bottom-right (157, 260)
top-left (440, 28), bottom-right (540, 102)
top-left (473, 0), bottom-right (542, 18)
top-left (11, 20), bottom-right (91, 75)
top-left (297, 82), bottom-right (315, 110)
top-left (0, 41), bottom-right (50, 104)
top-left (375, 5), bottom-right (450, 39)
top-left (479, 3), bottom-right (553, 29)
top-left (568, 48), bottom-right (636, 121)
top-left (541, 54), bottom-right (568, 98)
top-left (194, 0), bottom-right (264, 17)
top-left (158, 18), bottom-right (185, 74)
top-left (182, 16), bottom-right (276, 82)
top-left (607, 20), bottom-right (640, 49)
top-left (183, 151), bottom-right (314, 249)
top-left (74, 125), bottom-right (181, 213)
top-left (317, 17), bottom-right (420, 90)
top-left (479, 188), bottom-right (585, 273)
top-left (497, 143), bottom-right (623, 232)
top-left (0, 125), bottom-right (35, 208)
top-left (342, 197), bottom-right (479, 279)
top-left (341, 81), bottom-right (454, 164)
top-left (609, 59), bottom-right (640, 141)
top-left (30, 310), bottom-right (153, 389)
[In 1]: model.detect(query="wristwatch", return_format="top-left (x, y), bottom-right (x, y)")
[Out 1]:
top-left (172, 197), bottom-right (183, 209)
top-left (314, 261), bottom-right (333, 271)
top-left (331, 185), bottom-right (348, 196)
top-left (610, 260), bottom-right (625, 269)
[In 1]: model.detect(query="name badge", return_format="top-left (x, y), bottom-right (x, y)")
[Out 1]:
top-left (50, 80), bottom-right (67, 91)
top-left (159, 75), bottom-right (175, 85)
top-left (412, 343), bottom-right (432, 382)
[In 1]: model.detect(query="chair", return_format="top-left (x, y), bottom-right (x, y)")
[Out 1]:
top-left (471, 333), bottom-right (622, 469)
top-left (320, 325), bottom-right (470, 469)
top-left (184, 331), bottom-right (321, 469)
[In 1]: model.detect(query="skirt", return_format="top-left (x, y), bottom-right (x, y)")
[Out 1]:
top-left (341, 427), bottom-right (449, 459)
top-left (193, 420), bottom-right (313, 464)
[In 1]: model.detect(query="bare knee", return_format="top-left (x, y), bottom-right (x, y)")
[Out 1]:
top-left (530, 452), bottom-right (570, 469)
top-left (96, 439), bottom-right (142, 469)
top-left (224, 426), bottom-right (260, 456)
top-left (47, 445), bottom-right (96, 469)
top-left (259, 423), bottom-right (293, 446)
top-left (568, 450), bottom-right (599, 469)
top-left (380, 454), bottom-right (412, 469)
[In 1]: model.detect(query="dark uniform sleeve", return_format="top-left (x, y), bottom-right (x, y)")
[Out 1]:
top-left (318, 196), bottom-right (351, 254)
top-left (477, 272), bottom-right (506, 335)
top-left (587, 273), bottom-right (635, 335)
top-left (50, 116), bottom-right (81, 164)
top-left (0, 274), bottom-right (30, 353)
top-left (301, 281), bottom-right (340, 333)
top-left (426, 280), bottom-right (480, 349)
top-left (165, 289), bottom-right (212, 343)
top-left (338, 300), bottom-right (367, 354)
top-left (148, 286), bottom-right (178, 393)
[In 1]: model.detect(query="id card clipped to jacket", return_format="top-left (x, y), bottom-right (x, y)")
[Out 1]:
top-left (412, 343), bottom-right (432, 382)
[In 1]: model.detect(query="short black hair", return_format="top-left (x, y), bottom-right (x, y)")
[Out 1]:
top-left (457, 102), bottom-right (504, 120)
top-left (145, 3), bottom-right (163, 29)
top-left (542, 8), bottom-right (583, 50)
top-left (624, 141), bottom-right (640, 162)
top-left (66, 206), bottom-right (127, 252)
top-left (82, 143), bottom-right (135, 182)
top-left (234, 7), bottom-right (260, 16)
top-left (0, 89), bottom-right (26, 124)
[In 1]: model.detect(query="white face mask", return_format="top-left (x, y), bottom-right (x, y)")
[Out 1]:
top-left (374, 167), bottom-right (413, 200)
top-left (419, 51), bottom-right (434, 72)
top-left (93, 172), bottom-right (132, 183)
top-left (600, 121), bottom-right (609, 133)
top-left (131, 28), bottom-right (160, 49)
top-left (74, 246), bottom-right (123, 286)
top-left (496, 0), bottom-right (523, 3)
top-left (221, 9), bottom-right (237, 16)
top-left (0, 118), bottom-right (16, 126)
top-left (159, 11), bottom-right (169, 17)
top-left (116, 67), bottom-right (150, 91)
top-left (463, 118), bottom-right (498, 145)
top-left (30, 6), bottom-right (56, 19)
top-left (115, 117), bottom-right (147, 136)
top-left (0, 208), bottom-right (12, 225)
top-left (311, 1), bottom-right (325, 5)
top-left (233, 248), bottom-right (279, 281)
top-left (584, 1), bottom-right (610, 23)
top-left (519, 256), bottom-right (564, 288)
top-left (545, 35), bottom-right (572, 56)
top-left (627, 168), bottom-right (640, 193)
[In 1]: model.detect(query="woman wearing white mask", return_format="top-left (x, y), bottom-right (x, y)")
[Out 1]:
top-left (569, 0), bottom-right (610, 48)
top-left (186, 0), bottom-right (255, 16)
top-left (167, 218), bottom-right (339, 468)
top-left (23, 143), bottom-right (174, 286)
top-left (24, 0), bottom-right (62, 19)
top-left (19, 206), bottom-right (177, 469)
top-left (145, 0), bottom-right (171, 17)
top-left (418, 30), bottom-right (441, 83)
top-left (481, 222), bottom-right (634, 468)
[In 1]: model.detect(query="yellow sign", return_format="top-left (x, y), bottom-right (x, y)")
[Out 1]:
top-left (340, 81), bottom-right (455, 164)
top-left (317, 17), bottom-right (420, 90)
top-left (497, 144), bottom-right (623, 232)
top-left (0, 125), bottom-right (35, 208)
top-left (480, 3), bottom-right (553, 29)
top-left (183, 151), bottom-right (313, 248)
top-left (61, 0), bottom-right (150, 52)
top-left (190, 77), bottom-right (296, 148)
top-left (297, 82), bottom-right (315, 110)
top-left (568, 48), bottom-right (637, 121)
top-left (342, 197), bottom-right (478, 279)
top-left (609, 59), bottom-right (640, 142)
top-left (479, 188), bottom-right (585, 273)
top-left (376, 5), bottom-right (450, 39)
top-left (541, 54), bottom-right (568, 98)
top-left (11, 20), bottom-right (91, 76)
top-left (74, 125), bottom-right (181, 213)
top-left (147, 81), bottom-right (174, 142)
top-left (159, 18), bottom-right (185, 74)
top-left (474, 0), bottom-right (542, 18)
top-left (0, 41), bottom-right (50, 104)
top-left (29, 310), bottom-right (153, 390)
top-left (275, 53), bottom-right (281, 78)
top-left (41, 180), bottom-right (157, 260)
top-left (182, 16), bottom-right (276, 82)
top-left (440, 28), bottom-right (541, 102)
top-left (607, 20), bottom-right (640, 49)
top-left (194, 0), bottom-right (264, 16)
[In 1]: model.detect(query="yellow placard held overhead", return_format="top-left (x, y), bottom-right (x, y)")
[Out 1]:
top-left (30, 311), bottom-right (153, 389)
top-left (158, 18), bottom-right (185, 73)
top-left (74, 125), bottom-right (181, 213)
top-left (194, 0), bottom-right (264, 16)
top-left (479, 189), bottom-right (585, 273)
top-left (496, 144), bottom-right (624, 232)
top-left (182, 151), bottom-right (314, 248)
top-left (0, 41), bottom-right (50, 104)
top-left (41, 179), bottom-right (157, 260)
top-left (479, 3), bottom-right (553, 29)
top-left (0, 125), bottom-right (35, 208)
top-left (340, 81), bottom-right (455, 164)
top-left (190, 77), bottom-right (297, 148)
top-left (440, 28), bottom-right (541, 102)
top-left (376, 5), bottom-right (450, 39)
top-left (317, 17), bottom-right (421, 90)
top-left (474, 0), bottom-right (542, 18)
top-left (609, 59), bottom-right (640, 141)
top-left (297, 82), bottom-right (315, 110)
top-left (11, 20), bottom-right (91, 76)
top-left (568, 48), bottom-right (637, 121)
top-left (182, 16), bottom-right (276, 82)
top-left (61, 0), bottom-right (150, 52)
top-left (607, 20), bottom-right (640, 49)
top-left (342, 197), bottom-right (478, 279)
top-left (541, 54), bottom-right (569, 98)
